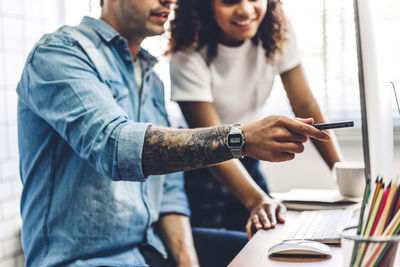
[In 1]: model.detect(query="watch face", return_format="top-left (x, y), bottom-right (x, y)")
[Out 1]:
top-left (228, 134), bottom-right (243, 147)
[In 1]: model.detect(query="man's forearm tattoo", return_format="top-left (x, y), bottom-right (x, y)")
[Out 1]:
top-left (142, 125), bottom-right (232, 176)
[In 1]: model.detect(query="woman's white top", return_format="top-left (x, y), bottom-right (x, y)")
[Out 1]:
top-left (170, 25), bottom-right (302, 124)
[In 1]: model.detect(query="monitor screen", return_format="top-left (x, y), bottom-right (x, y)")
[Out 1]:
top-left (354, 0), bottom-right (393, 182)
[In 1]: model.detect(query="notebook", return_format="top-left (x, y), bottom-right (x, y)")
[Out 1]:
top-left (271, 189), bottom-right (362, 211)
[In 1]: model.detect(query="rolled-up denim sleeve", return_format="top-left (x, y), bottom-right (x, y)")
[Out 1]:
top-left (117, 123), bottom-right (150, 180)
top-left (17, 36), bottom-right (148, 182)
top-left (159, 172), bottom-right (191, 217)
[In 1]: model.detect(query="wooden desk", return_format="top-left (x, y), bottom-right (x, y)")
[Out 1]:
top-left (228, 211), bottom-right (400, 267)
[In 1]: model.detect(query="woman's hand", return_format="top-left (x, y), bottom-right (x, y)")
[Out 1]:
top-left (245, 197), bottom-right (287, 239)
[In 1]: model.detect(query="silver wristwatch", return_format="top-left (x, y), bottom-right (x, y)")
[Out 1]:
top-left (226, 123), bottom-right (245, 158)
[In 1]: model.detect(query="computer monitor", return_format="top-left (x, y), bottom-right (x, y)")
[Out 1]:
top-left (354, 0), bottom-right (393, 182)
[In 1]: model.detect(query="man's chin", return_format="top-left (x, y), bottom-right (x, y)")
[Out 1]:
top-left (145, 25), bottom-right (166, 37)
top-left (149, 30), bottom-right (165, 37)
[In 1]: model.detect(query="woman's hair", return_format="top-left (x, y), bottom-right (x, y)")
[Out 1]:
top-left (168, 0), bottom-right (288, 63)
top-left (100, 0), bottom-right (104, 7)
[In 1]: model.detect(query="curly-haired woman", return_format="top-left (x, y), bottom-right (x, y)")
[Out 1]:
top-left (168, 0), bottom-right (342, 235)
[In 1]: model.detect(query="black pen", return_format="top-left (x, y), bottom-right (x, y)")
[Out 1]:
top-left (313, 121), bottom-right (354, 130)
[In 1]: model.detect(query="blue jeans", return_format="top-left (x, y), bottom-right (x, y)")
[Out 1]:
top-left (139, 228), bottom-right (248, 267)
top-left (185, 157), bottom-right (270, 231)
top-left (192, 228), bottom-right (248, 267)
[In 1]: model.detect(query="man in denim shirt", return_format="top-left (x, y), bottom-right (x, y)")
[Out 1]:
top-left (16, 0), bottom-right (329, 266)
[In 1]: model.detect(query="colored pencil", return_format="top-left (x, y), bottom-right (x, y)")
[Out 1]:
top-left (370, 182), bottom-right (391, 236)
top-left (392, 182), bottom-right (400, 218)
top-left (363, 178), bottom-right (382, 232)
top-left (380, 178), bottom-right (398, 232)
top-left (357, 178), bottom-right (372, 234)
top-left (364, 183), bottom-right (384, 235)
top-left (361, 178), bottom-right (380, 235)
top-left (353, 187), bottom-right (385, 266)
top-left (362, 208), bottom-right (400, 266)
top-left (371, 178), bottom-right (384, 208)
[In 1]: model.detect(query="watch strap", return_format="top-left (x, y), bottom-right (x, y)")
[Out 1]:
top-left (227, 123), bottom-right (244, 158)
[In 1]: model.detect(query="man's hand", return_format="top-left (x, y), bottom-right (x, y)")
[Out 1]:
top-left (242, 116), bottom-right (329, 162)
top-left (245, 197), bottom-right (287, 239)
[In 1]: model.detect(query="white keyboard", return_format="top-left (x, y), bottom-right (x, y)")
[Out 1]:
top-left (285, 209), bottom-right (353, 244)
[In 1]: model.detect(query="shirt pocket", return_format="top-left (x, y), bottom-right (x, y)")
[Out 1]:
top-left (140, 94), bottom-right (170, 126)
top-left (152, 97), bottom-right (170, 126)
top-left (107, 80), bottom-right (131, 111)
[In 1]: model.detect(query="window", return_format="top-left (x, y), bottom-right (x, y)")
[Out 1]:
top-left (264, 0), bottom-right (400, 127)
top-left (65, 0), bottom-right (101, 26)
top-left (0, 0), bottom-right (64, 265)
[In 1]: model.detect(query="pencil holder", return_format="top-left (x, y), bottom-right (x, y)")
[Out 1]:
top-left (340, 226), bottom-right (400, 267)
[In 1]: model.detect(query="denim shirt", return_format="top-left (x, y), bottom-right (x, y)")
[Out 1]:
top-left (17, 17), bottom-right (190, 267)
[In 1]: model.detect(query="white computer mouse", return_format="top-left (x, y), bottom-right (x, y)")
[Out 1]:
top-left (268, 240), bottom-right (332, 257)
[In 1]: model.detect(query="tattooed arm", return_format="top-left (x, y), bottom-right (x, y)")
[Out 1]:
top-left (142, 116), bottom-right (330, 176)
top-left (142, 125), bottom-right (232, 176)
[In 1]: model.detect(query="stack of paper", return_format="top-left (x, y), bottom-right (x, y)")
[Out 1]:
top-left (271, 189), bottom-right (362, 211)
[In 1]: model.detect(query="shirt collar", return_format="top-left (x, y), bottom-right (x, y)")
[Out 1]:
top-left (81, 16), bottom-right (119, 43)
top-left (80, 16), bottom-right (157, 67)
top-left (137, 49), bottom-right (158, 70)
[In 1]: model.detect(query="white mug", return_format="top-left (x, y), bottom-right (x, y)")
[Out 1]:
top-left (333, 161), bottom-right (366, 198)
